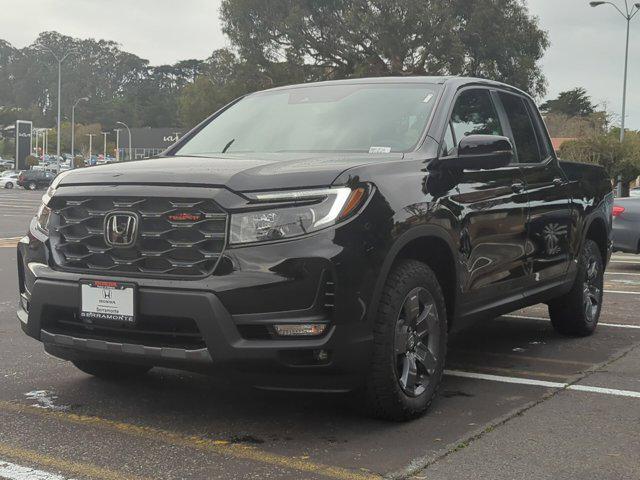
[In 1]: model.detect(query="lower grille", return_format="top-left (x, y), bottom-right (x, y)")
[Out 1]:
top-left (42, 306), bottom-right (206, 349)
top-left (48, 196), bottom-right (227, 277)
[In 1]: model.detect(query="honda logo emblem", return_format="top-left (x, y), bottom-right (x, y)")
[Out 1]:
top-left (104, 212), bottom-right (138, 247)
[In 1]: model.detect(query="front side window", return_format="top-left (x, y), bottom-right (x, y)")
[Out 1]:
top-left (449, 89), bottom-right (503, 147)
top-left (176, 83), bottom-right (441, 156)
top-left (498, 92), bottom-right (542, 164)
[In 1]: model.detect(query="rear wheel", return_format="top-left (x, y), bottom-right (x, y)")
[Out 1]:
top-left (4, 182), bottom-right (13, 189)
top-left (27, 181), bottom-right (37, 190)
top-left (365, 260), bottom-right (447, 421)
top-left (72, 360), bottom-right (151, 379)
top-left (548, 239), bottom-right (603, 336)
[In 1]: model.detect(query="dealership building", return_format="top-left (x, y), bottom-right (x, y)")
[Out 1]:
top-left (117, 127), bottom-right (184, 160)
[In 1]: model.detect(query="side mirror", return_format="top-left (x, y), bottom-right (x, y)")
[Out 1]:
top-left (443, 134), bottom-right (514, 170)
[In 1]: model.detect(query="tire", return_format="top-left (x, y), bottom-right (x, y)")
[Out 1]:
top-left (27, 181), bottom-right (37, 190)
top-left (548, 239), bottom-right (604, 336)
top-left (4, 182), bottom-right (13, 189)
top-left (365, 259), bottom-right (448, 421)
top-left (72, 360), bottom-right (152, 379)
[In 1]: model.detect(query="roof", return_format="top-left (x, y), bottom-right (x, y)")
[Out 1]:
top-left (254, 75), bottom-right (532, 99)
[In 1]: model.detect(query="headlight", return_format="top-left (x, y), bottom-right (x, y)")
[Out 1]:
top-left (230, 186), bottom-right (367, 245)
top-left (32, 186), bottom-right (55, 238)
top-left (35, 202), bottom-right (51, 234)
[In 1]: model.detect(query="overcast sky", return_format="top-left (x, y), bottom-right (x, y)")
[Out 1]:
top-left (1, 0), bottom-right (639, 129)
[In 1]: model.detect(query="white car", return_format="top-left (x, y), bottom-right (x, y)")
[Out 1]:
top-left (0, 173), bottom-right (19, 189)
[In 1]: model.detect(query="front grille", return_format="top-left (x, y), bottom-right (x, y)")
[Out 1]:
top-left (48, 196), bottom-right (227, 277)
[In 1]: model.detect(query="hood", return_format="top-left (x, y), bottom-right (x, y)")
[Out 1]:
top-left (55, 153), bottom-right (404, 192)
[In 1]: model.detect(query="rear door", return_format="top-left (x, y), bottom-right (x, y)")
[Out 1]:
top-left (441, 88), bottom-right (529, 314)
top-left (496, 91), bottom-right (573, 285)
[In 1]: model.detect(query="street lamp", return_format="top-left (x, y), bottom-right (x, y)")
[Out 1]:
top-left (590, 1), bottom-right (640, 141)
top-left (116, 121), bottom-right (133, 161)
top-left (86, 133), bottom-right (95, 164)
top-left (114, 128), bottom-right (121, 162)
top-left (71, 97), bottom-right (88, 165)
top-left (101, 132), bottom-right (109, 161)
top-left (40, 45), bottom-right (77, 171)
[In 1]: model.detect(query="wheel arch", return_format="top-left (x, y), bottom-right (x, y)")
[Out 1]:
top-left (369, 226), bottom-right (459, 329)
top-left (584, 215), bottom-right (609, 263)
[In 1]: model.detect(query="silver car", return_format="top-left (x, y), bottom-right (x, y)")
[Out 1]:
top-left (613, 197), bottom-right (640, 253)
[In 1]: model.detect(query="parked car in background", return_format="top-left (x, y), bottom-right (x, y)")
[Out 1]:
top-left (612, 197), bottom-right (640, 254)
top-left (0, 172), bottom-right (18, 189)
top-left (17, 170), bottom-right (55, 190)
top-left (0, 159), bottom-right (15, 169)
top-left (628, 187), bottom-right (640, 198)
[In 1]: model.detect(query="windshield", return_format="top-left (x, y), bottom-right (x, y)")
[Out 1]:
top-left (175, 83), bottom-right (440, 156)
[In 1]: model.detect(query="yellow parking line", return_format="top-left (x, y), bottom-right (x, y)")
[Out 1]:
top-left (0, 441), bottom-right (148, 480)
top-left (0, 236), bottom-right (21, 248)
top-left (0, 401), bottom-right (379, 480)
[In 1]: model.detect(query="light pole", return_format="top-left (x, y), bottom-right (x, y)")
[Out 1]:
top-left (86, 133), bottom-right (95, 164)
top-left (101, 132), bottom-right (109, 161)
top-left (71, 97), bottom-right (88, 165)
top-left (40, 46), bottom-right (77, 171)
top-left (590, 1), bottom-right (640, 141)
top-left (116, 121), bottom-right (133, 161)
top-left (114, 128), bottom-right (121, 162)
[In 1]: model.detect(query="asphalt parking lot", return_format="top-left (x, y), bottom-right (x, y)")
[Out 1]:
top-left (1, 187), bottom-right (639, 480)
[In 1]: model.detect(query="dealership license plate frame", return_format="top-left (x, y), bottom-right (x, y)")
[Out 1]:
top-left (79, 279), bottom-right (137, 325)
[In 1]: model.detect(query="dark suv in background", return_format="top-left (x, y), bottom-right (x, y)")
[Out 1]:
top-left (18, 170), bottom-right (55, 190)
top-left (18, 77), bottom-right (612, 420)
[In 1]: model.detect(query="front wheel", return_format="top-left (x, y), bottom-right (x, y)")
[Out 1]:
top-left (365, 260), bottom-right (447, 421)
top-left (4, 182), bottom-right (13, 189)
top-left (27, 181), bottom-right (37, 190)
top-left (72, 359), bottom-right (152, 379)
top-left (548, 239), bottom-right (604, 336)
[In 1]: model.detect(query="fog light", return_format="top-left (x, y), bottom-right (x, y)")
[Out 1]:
top-left (274, 324), bottom-right (327, 337)
top-left (314, 349), bottom-right (330, 362)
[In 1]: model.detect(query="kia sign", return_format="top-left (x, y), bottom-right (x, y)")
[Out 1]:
top-left (15, 120), bottom-right (33, 170)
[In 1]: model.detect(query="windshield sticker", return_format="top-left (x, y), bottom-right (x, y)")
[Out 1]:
top-left (423, 93), bottom-right (434, 103)
top-left (369, 146), bottom-right (391, 154)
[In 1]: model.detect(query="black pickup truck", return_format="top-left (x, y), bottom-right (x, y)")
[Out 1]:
top-left (18, 77), bottom-right (613, 420)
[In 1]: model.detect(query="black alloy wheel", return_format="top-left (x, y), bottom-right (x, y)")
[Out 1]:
top-left (394, 287), bottom-right (441, 396)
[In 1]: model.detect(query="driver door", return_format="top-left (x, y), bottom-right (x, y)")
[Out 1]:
top-left (442, 88), bottom-right (529, 315)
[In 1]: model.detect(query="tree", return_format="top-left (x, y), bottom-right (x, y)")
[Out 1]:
top-left (177, 48), bottom-right (270, 127)
top-left (544, 111), bottom-right (608, 138)
top-left (559, 131), bottom-right (640, 196)
top-left (220, 0), bottom-right (549, 96)
top-left (540, 88), bottom-right (595, 117)
top-left (25, 155), bottom-right (39, 168)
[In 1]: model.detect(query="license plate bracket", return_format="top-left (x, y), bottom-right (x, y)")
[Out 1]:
top-left (79, 280), bottom-right (136, 325)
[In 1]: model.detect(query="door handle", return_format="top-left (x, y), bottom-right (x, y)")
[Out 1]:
top-left (553, 177), bottom-right (563, 186)
top-left (511, 182), bottom-right (524, 193)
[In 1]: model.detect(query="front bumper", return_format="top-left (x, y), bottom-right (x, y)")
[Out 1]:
top-left (17, 211), bottom-right (385, 391)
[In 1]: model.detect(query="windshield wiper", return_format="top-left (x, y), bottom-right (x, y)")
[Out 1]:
top-left (222, 139), bottom-right (235, 154)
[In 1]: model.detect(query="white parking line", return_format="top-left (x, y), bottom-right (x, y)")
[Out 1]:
top-left (0, 459), bottom-right (72, 480)
top-left (445, 370), bottom-right (640, 399)
top-left (604, 289), bottom-right (640, 295)
top-left (610, 260), bottom-right (640, 265)
top-left (504, 314), bottom-right (640, 330)
top-left (606, 272), bottom-right (640, 276)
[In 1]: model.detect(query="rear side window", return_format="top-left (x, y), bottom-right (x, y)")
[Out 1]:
top-left (498, 92), bottom-right (542, 164)
top-left (449, 89), bottom-right (503, 146)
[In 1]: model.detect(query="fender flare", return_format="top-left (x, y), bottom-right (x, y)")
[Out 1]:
top-left (367, 224), bottom-right (459, 323)
top-left (581, 209), bottom-right (610, 260)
